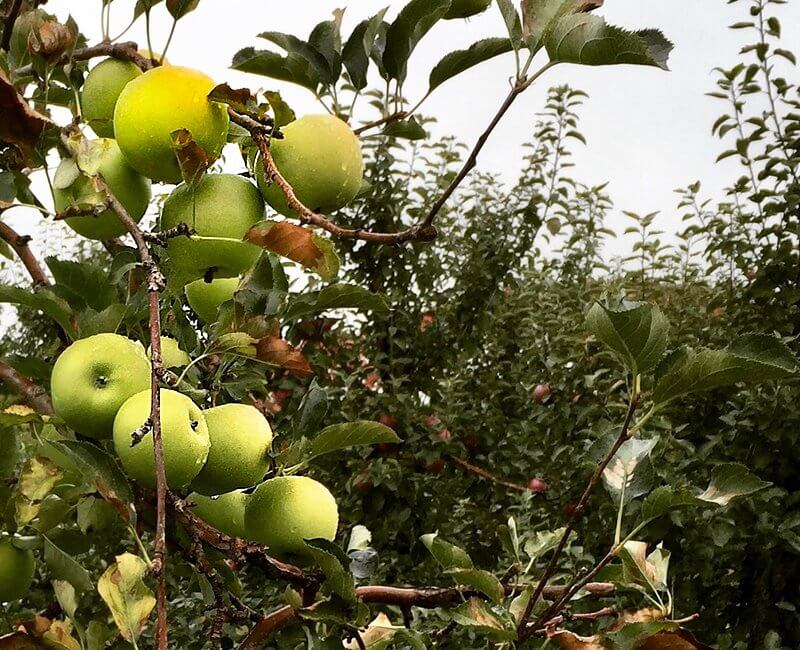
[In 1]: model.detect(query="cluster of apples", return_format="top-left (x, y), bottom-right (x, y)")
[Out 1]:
top-left (55, 57), bottom-right (364, 318)
top-left (49, 332), bottom-right (338, 561)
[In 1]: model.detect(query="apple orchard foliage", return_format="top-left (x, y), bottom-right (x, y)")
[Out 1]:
top-left (0, 0), bottom-right (798, 649)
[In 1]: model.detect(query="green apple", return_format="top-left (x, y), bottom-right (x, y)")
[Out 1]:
top-left (185, 277), bottom-right (239, 324)
top-left (82, 58), bottom-right (143, 138)
top-left (184, 277), bottom-right (239, 323)
top-left (0, 538), bottom-right (36, 602)
top-left (113, 389), bottom-right (209, 489)
top-left (188, 490), bottom-right (248, 539)
top-left (51, 333), bottom-right (151, 439)
top-left (148, 336), bottom-right (190, 368)
top-left (444, 0), bottom-right (492, 19)
top-left (114, 66), bottom-right (229, 183)
top-left (53, 139), bottom-right (152, 240)
top-left (256, 114), bottom-right (363, 217)
top-left (159, 174), bottom-right (263, 279)
top-left (245, 476), bottom-right (339, 559)
top-left (190, 404), bottom-right (273, 496)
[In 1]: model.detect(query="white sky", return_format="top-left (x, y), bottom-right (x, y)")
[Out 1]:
top-left (8, 0), bottom-right (800, 263)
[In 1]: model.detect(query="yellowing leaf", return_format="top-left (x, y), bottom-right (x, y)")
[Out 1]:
top-left (41, 621), bottom-right (81, 650)
top-left (16, 456), bottom-right (63, 526)
top-left (97, 554), bottom-right (155, 644)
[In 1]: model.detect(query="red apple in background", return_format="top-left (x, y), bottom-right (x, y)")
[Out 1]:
top-left (528, 477), bottom-right (547, 494)
top-left (379, 413), bottom-right (398, 430)
top-left (419, 312), bottom-right (435, 331)
top-left (354, 470), bottom-right (373, 495)
top-left (436, 429), bottom-right (452, 443)
top-left (533, 384), bottom-right (551, 404)
top-left (463, 434), bottom-right (479, 452)
top-left (424, 415), bottom-right (440, 427)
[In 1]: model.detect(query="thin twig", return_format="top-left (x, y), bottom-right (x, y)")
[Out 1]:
top-left (61, 124), bottom-right (169, 650)
top-left (448, 455), bottom-right (531, 493)
top-left (0, 220), bottom-right (50, 286)
top-left (13, 40), bottom-right (155, 78)
top-left (0, 359), bottom-right (54, 415)
top-left (516, 391), bottom-right (639, 636)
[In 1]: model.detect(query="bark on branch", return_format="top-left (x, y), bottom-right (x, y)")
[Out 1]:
top-left (0, 220), bottom-right (49, 286)
top-left (0, 359), bottom-right (54, 415)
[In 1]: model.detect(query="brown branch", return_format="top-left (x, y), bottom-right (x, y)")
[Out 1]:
top-left (239, 606), bottom-right (296, 649)
top-left (230, 112), bottom-right (438, 246)
top-left (13, 40), bottom-right (155, 78)
top-left (1, 0), bottom-right (23, 51)
top-left (60, 124), bottom-right (169, 650)
top-left (532, 606), bottom-right (618, 636)
top-left (0, 358), bottom-right (54, 415)
top-left (353, 111), bottom-right (408, 136)
top-left (0, 220), bottom-right (49, 286)
top-left (448, 455), bottom-right (531, 493)
top-left (516, 392), bottom-right (639, 636)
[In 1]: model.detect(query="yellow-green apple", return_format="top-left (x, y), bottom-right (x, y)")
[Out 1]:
top-left (51, 333), bottom-right (150, 439)
top-left (245, 476), bottom-right (338, 559)
top-left (52, 139), bottom-right (151, 240)
top-left (148, 336), bottom-right (190, 368)
top-left (113, 389), bottom-right (209, 489)
top-left (256, 115), bottom-right (363, 217)
top-left (159, 174), bottom-right (263, 280)
top-left (188, 490), bottom-right (248, 539)
top-left (114, 66), bottom-right (229, 183)
top-left (190, 404), bottom-right (273, 496)
top-left (81, 58), bottom-right (142, 138)
top-left (184, 277), bottom-right (239, 323)
top-left (0, 538), bottom-right (36, 602)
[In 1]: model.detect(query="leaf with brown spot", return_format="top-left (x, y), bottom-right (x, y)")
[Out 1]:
top-left (97, 554), bottom-right (155, 644)
top-left (170, 129), bottom-right (210, 186)
top-left (27, 21), bottom-right (75, 63)
top-left (256, 334), bottom-right (312, 378)
top-left (0, 69), bottom-right (52, 165)
top-left (208, 83), bottom-right (267, 120)
top-left (15, 456), bottom-right (62, 526)
top-left (0, 631), bottom-right (46, 649)
top-left (246, 220), bottom-right (339, 280)
top-left (639, 630), bottom-right (713, 650)
top-left (547, 629), bottom-right (607, 649)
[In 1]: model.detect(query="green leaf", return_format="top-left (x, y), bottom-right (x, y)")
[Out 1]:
top-left (0, 284), bottom-right (77, 339)
top-left (308, 12), bottom-right (345, 84)
top-left (428, 38), bottom-right (514, 92)
top-left (446, 568), bottom-right (505, 603)
top-left (639, 486), bottom-right (702, 526)
top-left (420, 532), bottom-right (473, 569)
top-left (235, 254), bottom-right (288, 318)
top-left (601, 436), bottom-right (658, 505)
top-left (303, 539), bottom-right (357, 602)
top-left (382, 0), bottom-right (451, 82)
top-left (383, 117), bottom-right (427, 140)
top-left (699, 463), bottom-right (771, 506)
top-left (586, 300), bottom-right (669, 374)
top-left (496, 0), bottom-right (523, 50)
top-left (307, 421), bottom-right (401, 462)
top-left (258, 31), bottom-right (333, 85)
top-left (451, 597), bottom-right (517, 641)
top-left (231, 47), bottom-right (320, 91)
top-left (520, 0), bottom-right (591, 50)
top-left (284, 284), bottom-right (389, 321)
top-left (97, 553), bottom-right (156, 643)
top-left (166, 0), bottom-right (199, 19)
top-left (42, 439), bottom-right (134, 506)
top-left (292, 379), bottom-right (328, 436)
top-left (44, 536), bottom-right (93, 593)
top-left (653, 334), bottom-right (796, 405)
top-left (264, 90), bottom-right (296, 128)
top-left (246, 221), bottom-right (340, 281)
top-left (522, 527), bottom-right (568, 561)
top-left (342, 9), bottom-right (389, 90)
top-left (544, 14), bottom-right (673, 70)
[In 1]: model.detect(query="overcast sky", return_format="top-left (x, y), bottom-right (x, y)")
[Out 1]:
top-left (9, 0), bottom-right (800, 263)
